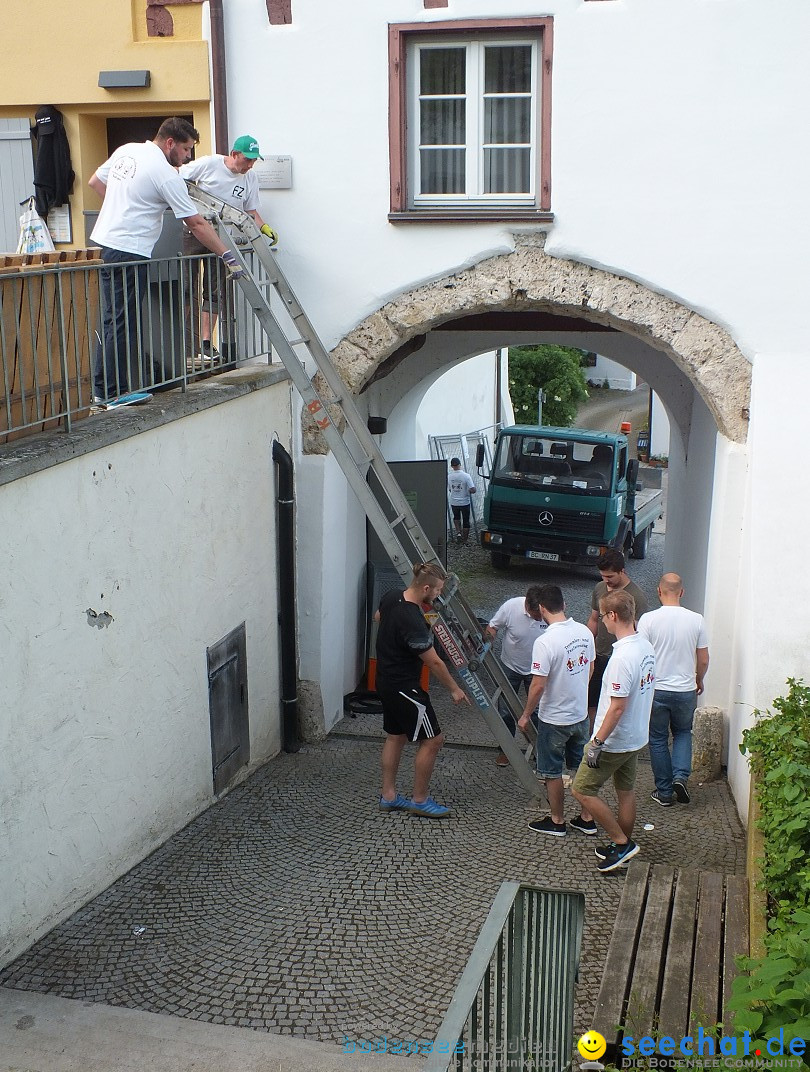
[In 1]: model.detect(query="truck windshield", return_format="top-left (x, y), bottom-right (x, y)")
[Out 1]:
top-left (492, 436), bottom-right (615, 494)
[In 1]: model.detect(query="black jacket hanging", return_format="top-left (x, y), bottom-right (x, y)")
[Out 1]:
top-left (33, 105), bottom-right (75, 218)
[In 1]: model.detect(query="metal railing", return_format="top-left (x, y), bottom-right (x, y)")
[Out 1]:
top-left (0, 249), bottom-right (276, 443)
top-left (425, 883), bottom-right (585, 1072)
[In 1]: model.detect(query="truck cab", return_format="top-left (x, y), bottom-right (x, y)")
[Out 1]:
top-left (479, 426), bottom-right (661, 569)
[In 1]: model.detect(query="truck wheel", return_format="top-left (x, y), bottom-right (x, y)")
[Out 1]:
top-left (631, 525), bottom-right (650, 560)
top-left (491, 551), bottom-right (511, 570)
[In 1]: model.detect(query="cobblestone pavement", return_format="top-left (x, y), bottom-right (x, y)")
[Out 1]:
top-left (2, 531), bottom-right (745, 1051)
top-left (2, 681), bottom-right (744, 1051)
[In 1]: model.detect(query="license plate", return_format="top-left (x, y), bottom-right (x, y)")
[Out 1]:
top-left (527, 551), bottom-right (559, 562)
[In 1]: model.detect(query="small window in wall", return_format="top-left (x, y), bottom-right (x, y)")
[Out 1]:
top-left (389, 18), bottom-right (553, 220)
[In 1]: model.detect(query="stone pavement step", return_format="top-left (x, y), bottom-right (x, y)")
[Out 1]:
top-left (0, 988), bottom-right (416, 1072)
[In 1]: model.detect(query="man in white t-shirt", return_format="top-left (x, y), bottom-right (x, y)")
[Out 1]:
top-left (638, 573), bottom-right (709, 807)
top-left (179, 135), bottom-right (279, 362)
top-left (88, 117), bottom-right (237, 406)
top-left (517, 585), bottom-right (596, 838)
top-left (485, 586), bottom-right (547, 766)
top-left (572, 588), bottom-right (656, 873)
top-left (448, 458), bottom-right (476, 544)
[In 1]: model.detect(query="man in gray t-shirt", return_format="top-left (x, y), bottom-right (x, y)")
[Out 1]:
top-left (586, 549), bottom-right (649, 728)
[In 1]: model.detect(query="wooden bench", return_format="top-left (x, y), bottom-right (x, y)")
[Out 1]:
top-left (593, 863), bottom-right (749, 1065)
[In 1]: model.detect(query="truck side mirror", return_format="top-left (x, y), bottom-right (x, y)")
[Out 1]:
top-left (475, 443), bottom-right (486, 469)
top-left (626, 459), bottom-right (639, 485)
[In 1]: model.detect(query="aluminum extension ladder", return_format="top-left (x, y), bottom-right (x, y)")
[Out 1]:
top-left (186, 185), bottom-right (541, 798)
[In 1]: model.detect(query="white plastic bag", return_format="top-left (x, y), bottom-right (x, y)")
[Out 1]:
top-left (16, 197), bottom-right (55, 255)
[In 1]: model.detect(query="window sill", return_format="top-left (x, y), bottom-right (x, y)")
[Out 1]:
top-left (388, 210), bottom-right (555, 223)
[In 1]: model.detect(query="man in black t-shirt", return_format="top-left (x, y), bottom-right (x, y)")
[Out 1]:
top-left (376, 562), bottom-right (469, 818)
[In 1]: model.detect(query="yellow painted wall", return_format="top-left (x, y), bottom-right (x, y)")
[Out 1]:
top-left (0, 0), bottom-right (212, 249)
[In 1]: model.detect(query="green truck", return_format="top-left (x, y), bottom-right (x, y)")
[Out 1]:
top-left (477, 426), bottom-right (663, 570)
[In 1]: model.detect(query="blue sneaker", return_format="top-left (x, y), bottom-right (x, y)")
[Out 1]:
top-left (597, 839), bottom-right (640, 873)
top-left (379, 793), bottom-right (409, 812)
top-left (407, 796), bottom-right (450, 818)
top-left (106, 391), bottom-right (153, 409)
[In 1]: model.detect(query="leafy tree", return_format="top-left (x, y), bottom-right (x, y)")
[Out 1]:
top-left (507, 345), bottom-right (589, 427)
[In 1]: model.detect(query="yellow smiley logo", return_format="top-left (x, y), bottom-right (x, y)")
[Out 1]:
top-left (577, 1031), bottom-right (607, 1061)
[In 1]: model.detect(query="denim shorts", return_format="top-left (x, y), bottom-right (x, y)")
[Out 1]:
top-left (535, 717), bottom-right (590, 779)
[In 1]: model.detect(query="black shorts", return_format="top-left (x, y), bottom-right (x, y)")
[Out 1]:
top-left (588, 654), bottom-right (610, 708)
top-left (379, 687), bottom-right (441, 742)
top-left (451, 504), bottom-right (471, 525)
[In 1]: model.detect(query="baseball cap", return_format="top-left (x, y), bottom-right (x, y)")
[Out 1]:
top-left (232, 135), bottom-right (263, 160)
top-left (35, 105), bottom-right (60, 135)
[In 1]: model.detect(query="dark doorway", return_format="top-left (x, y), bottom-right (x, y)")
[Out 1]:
top-left (106, 114), bottom-right (195, 156)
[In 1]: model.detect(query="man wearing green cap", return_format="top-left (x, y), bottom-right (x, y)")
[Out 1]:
top-left (179, 135), bottom-right (279, 363)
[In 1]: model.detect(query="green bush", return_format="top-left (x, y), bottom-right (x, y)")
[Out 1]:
top-left (728, 908), bottom-right (810, 1053)
top-left (740, 678), bottom-right (810, 932)
top-left (728, 679), bottom-right (810, 1060)
top-left (507, 345), bottom-right (589, 427)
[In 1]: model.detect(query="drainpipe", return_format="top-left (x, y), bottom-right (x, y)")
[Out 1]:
top-left (272, 440), bottom-right (300, 752)
top-left (208, 0), bottom-right (229, 154)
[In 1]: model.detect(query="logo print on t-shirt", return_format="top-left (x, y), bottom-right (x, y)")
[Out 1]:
top-left (231, 184), bottom-right (246, 200)
top-left (111, 156), bottom-right (137, 180)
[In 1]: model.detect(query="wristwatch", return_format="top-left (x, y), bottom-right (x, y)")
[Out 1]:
top-left (593, 737), bottom-right (604, 746)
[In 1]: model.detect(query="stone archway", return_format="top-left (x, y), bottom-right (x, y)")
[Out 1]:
top-left (330, 233), bottom-right (750, 445)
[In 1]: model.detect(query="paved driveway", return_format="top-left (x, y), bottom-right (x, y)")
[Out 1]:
top-left (1, 528), bottom-right (744, 1052)
top-left (0, 727), bottom-right (744, 1049)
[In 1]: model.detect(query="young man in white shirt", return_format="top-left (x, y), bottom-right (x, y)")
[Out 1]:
top-left (572, 588), bottom-right (656, 872)
top-left (485, 586), bottom-right (547, 766)
top-left (88, 117), bottom-right (237, 406)
top-left (179, 135), bottom-right (279, 361)
top-left (638, 573), bottom-right (709, 806)
top-left (448, 458), bottom-right (476, 544)
top-left (517, 585), bottom-right (596, 837)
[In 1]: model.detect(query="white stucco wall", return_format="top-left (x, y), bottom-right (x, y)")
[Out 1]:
top-left (650, 394), bottom-right (671, 458)
top-left (1, 385), bottom-right (292, 966)
top-left (382, 350), bottom-right (511, 461)
top-left (220, 0), bottom-right (810, 820)
top-left (589, 355), bottom-right (636, 392)
top-left (227, 0), bottom-right (810, 357)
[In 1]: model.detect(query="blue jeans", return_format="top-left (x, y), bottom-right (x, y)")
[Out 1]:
top-left (536, 717), bottom-right (590, 779)
top-left (497, 664), bottom-right (532, 736)
top-left (648, 689), bottom-right (697, 796)
top-left (93, 247), bottom-right (148, 401)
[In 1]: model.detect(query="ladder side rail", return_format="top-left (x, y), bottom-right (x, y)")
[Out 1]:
top-left (215, 251), bottom-right (420, 582)
top-left (192, 198), bottom-right (443, 573)
top-left (436, 583), bottom-right (538, 753)
top-left (188, 189), bottom-right (538, 785)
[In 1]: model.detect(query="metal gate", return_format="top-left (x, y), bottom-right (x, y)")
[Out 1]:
top-left (429, 427), bottom-right (499, 539)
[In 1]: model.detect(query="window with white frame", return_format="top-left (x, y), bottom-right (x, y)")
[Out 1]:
top-left (389, 19), bottom-right (552, 219)
top-left (409, 38), bottom-right (537, 205)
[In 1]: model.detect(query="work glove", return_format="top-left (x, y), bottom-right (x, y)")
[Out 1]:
top-left (220, 249), bottom-right (244, 280)
top-left (260, 224), bottom-right (279, 247)
top-left (585, 740), bottom-right (603, 769)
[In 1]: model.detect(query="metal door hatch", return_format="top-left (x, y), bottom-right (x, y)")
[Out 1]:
top-left (207, 623), bottom-right (249, 795)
